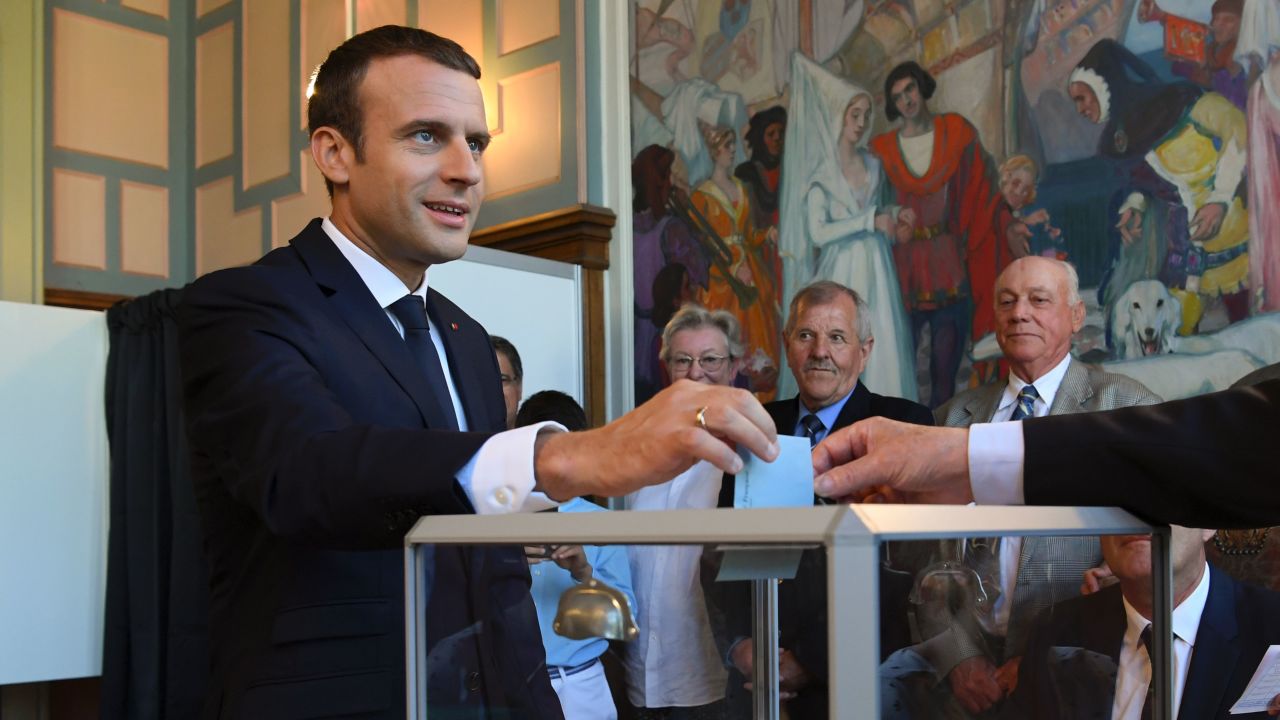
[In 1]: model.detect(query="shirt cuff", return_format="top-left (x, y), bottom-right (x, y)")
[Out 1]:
top-left (457, 421), bottom-right (565, 514)
top-left (968, 421), bottom-right (1025, 505)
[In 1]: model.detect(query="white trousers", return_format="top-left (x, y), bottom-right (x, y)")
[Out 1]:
top-left (549, 659), bottom-right (617, 719)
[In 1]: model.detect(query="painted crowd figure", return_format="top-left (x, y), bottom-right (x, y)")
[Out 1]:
top-left (869, 62), bottom-right (1002, 407)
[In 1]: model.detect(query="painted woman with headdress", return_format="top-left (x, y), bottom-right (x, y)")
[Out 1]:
top-left (631, 144), bottom-right (709, 404)
top-left (691, 125), bottom-right (781, 400)
top-left (1070, 38), bottom-right (1250, 336)
top-left (777, 54), bottom-right (917, 402)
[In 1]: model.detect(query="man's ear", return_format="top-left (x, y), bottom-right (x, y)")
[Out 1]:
top-left (311, 127), bottom-right (354, 188)
top-left (1070, 301), bottom-right (1086, 334)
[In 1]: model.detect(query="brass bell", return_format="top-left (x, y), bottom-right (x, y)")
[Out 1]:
top-left (552, 578), bottom-right (639, 642)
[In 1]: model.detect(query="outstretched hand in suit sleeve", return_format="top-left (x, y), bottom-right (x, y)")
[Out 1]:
top-left (810, 417), bottom-right (974, 505)
top-left (532, 379), bottom-right (779, 500)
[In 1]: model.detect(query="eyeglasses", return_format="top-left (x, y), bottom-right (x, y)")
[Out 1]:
top-left (669, 354), bottom-right (730, 373)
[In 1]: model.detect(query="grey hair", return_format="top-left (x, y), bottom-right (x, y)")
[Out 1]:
top-left (784, 280), bottom-right (873, 344)
top-left (1000, 257), bottom-right (1081, 305)
top-left (1059, 259), bottom-right (1082, 305)
top-left (659, 303), bottom-right (745, 361)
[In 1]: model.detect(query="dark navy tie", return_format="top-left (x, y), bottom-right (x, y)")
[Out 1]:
top-left (1140, 625), bottom-right (1154, 720)
top-left (387, 294), bottom-right (458, 430)
top-left (799, 414), bottom-right (825, 448)
top-left (799, 414), bottom-right (830, 504)
top-left (1010, 385), bottom-right (1040, 421)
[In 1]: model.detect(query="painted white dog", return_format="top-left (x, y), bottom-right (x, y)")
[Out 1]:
top-left (1110, 279), bottom-right (1181, 358)
top-left (1100, 349), bottom-right (1264, 400)
top-left (1110, 279), bottom-right (1280, 365)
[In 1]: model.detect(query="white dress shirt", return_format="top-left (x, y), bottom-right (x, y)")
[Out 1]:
top-left (969, 418), bottom-right (1028, 505)
top-left (622, 461), bottom-right (728, 707)
top-left (983, 355), bottom-right (1073, 634)
top-left (322, 218), bottom-right (557, 514)
top-left (1111, 563), bottom-right (1211, 720)
top-left (987, 354), bottom-right (1072, 424)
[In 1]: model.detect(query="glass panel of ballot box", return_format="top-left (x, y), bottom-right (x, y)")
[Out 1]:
top-left (405, 505), bottom-right (1175, 719)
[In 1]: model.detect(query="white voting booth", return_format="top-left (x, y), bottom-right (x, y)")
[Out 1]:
top-left (0, 301), bottom-right (109, 684)
top-left (0, 243), bottom-right (581, 686)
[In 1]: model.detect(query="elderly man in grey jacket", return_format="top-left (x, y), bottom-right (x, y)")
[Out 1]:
top-left (884, 257), bottom-right (1161, 717)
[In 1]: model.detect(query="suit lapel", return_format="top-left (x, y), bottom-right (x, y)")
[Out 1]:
top-left (831, 382), bottom-right (872, 431)
top-left (1179, 567), bottom-right (1239, 719)
top-left (967, 384), bottom-right (1003, 424)
top-left (290, 221), bottom-right (452, 429)
top-left (425, 289), bottom-right (498, 433)
top-left (1047, 358), bottom-right (1093, 415)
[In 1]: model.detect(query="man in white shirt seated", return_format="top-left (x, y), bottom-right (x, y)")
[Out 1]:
top-left (1008, 525), bottom-right (1280, 719)
top-left (516, 391), bottom-right (636, 720)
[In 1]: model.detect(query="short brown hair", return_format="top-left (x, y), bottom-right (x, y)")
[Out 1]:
top-left (785, 281), bottom-right (873, 344)
top-left (307, 25), bottom-right (481, 193)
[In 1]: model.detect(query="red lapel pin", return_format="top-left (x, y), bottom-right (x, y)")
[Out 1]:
top-left (450, 322), bottom-right (459, 331)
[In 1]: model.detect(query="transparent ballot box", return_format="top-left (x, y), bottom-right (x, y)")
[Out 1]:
top-left (404, 505), bottom-right (1177, 719)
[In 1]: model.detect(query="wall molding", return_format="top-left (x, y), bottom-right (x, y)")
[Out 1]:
top-left (470, 202), bottom-right (614, 269)
top-left (44, 287), bottom-right (128, 311)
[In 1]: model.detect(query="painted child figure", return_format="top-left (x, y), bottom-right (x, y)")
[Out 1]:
top-left (999, 155), bottom-right (1066, 263)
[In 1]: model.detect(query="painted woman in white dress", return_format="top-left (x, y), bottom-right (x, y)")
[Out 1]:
top-left (778, 54), bottom-right (917, 401)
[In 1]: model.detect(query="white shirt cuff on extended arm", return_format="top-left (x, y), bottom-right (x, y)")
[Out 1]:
top-left (968, 421), bottom-right (1026, 505)
top-left (456, 421), bottom-right (565, 514)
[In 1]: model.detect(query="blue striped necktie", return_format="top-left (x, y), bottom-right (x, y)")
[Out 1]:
top-left (1140, 625), bottom-right (1154, 720)
top-left (1010, 385), bottom-right (1040, 421)
top-left (799, 414), bottom-right (826, 448)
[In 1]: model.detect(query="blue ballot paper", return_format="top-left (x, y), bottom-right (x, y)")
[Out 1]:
top-left (733, 435), bottom-right (814, 508)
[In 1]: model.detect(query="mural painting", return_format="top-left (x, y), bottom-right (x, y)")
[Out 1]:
top-left (630, 0), bottom-right (1280, 408)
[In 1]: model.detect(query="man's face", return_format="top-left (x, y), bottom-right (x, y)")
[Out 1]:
top-left (325, 54), bottom-right (489, 285)
top-left (666, 326), bottom-right (740, 386)
top-left (785, 295), bottom-right (871, 410)
top-left (1069, 80), bottom-right (1101, 124)
top-left (496, 350), bottom-right (522, 429)
top-left (1101, 525), bottom-right (1214, 587)
top-left (763, 121), bottom-right (785, 158)
top-left (1211, 10), bottom-right (1241, 45)
top-left (890, 77), bottom-right (922, 122)
top-left (1000, 167), bottom-right (1035, 210)
top-left (994, 257), bottom-right (1084, 382)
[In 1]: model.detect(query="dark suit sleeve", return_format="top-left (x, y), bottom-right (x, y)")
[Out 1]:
top-left (1023, 379), bottom-right (1280, 529)
top-left (179, 269), bottom-right (491, 549)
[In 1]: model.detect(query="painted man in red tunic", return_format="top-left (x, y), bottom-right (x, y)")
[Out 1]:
top-left (869, 61), bottom-right (1001, 407)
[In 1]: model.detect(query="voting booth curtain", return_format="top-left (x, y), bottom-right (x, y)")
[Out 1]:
top-left (101, 288), bottom-right (209, 720)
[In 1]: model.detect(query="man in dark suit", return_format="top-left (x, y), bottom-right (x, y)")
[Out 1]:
top-left (179, 26), bottom-right (777, 719)
top-left (1011, 524), bottom-right (1280, 719)
top-left (716, 281), bottom-right (933, 716)
top-left (809, 374), bottom-right (1280, 530)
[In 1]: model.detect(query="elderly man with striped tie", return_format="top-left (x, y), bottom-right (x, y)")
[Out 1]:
top-left (715, 279), bottom-right (933, 717)
top-left (899, 256), bottom-right (1162, 717)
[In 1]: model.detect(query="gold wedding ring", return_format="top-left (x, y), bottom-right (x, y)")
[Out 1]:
top-left (695, 406), bottom-right (710, 431)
